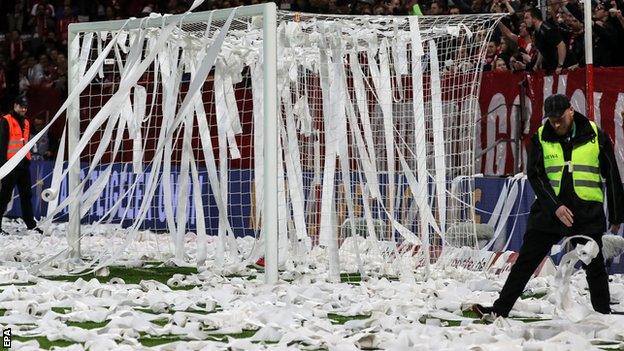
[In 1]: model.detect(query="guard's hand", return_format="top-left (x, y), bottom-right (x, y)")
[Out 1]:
top-left (555, 205), bottom-right (574, 227)
top-left (610, 223), bottom-right (621, 234)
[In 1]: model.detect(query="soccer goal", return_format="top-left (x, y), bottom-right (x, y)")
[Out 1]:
top-left (33, 4), bottom-right (504, 281)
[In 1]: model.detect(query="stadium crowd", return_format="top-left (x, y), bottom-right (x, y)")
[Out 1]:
top-left (0, 0), bottom-right (622, 138)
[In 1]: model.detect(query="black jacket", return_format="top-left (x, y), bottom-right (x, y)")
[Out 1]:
top-left (526, 112), bottom-right (624, 235)
top-left (0, 111), bottom-right (30, 170)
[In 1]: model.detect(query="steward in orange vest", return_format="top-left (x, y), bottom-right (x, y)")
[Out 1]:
top-left (0, 95), bottom-right (42, 235)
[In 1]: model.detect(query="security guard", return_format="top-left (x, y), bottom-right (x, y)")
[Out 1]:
top-left (0, 95), bottom-right (42, 235)
top-left (475, 94), bottom-right (624, 317)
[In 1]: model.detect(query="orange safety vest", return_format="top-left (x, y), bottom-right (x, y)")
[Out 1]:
top-left (3, 114), bottom-right (31, 160)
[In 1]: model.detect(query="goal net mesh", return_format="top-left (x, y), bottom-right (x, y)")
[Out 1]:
top-left (34, 7), bottom-right (503, 278)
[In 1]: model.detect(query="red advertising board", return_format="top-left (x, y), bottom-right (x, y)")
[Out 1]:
top-left (24, 66), bottom-right (624, 180)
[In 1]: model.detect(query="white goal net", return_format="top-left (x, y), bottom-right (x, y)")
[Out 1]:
top-left (13, 4), bottom-right (504, 280)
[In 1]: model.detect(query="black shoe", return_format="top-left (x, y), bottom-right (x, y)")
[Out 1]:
top-left (27, 227), bottom-right (43, 235)
top-left (471, 304), bottom-right (500, 322)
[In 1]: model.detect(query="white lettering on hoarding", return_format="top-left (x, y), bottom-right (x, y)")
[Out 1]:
top-left (485, 93), bottom-right (507, 175)
top-left (615, 93), bottom-right (624, 182)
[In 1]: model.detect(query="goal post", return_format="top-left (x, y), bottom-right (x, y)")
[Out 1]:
top-left (64, 4), bottom-right (279, 278)
top-left (262, 3), bottom-right (279, 284)
top-left (52, 7), bottom-right (504, 279)
top-left (66, 25), bottom-right (80, 261)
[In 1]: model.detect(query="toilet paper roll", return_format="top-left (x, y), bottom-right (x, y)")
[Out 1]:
top-left (172, 312), bottom-right (187, 327)
top-left (149, 302), bottom-right (172, 313)
top-left (41, 188), bottom-right (58, 202)
top-left (108, 277), bottom-right (125, 285)
top-left (140, 280), bottom-right (169, 292)
top-left (15, 301), bottom-right (41, 316)
top-left (166, 276), bottom-right (184, 288)
top-left (603, 233), bottom-right (624, 259)
top-left (95, 266), bottom-right (110, 277)
top-left (93, 288), bottom-right (112, 298)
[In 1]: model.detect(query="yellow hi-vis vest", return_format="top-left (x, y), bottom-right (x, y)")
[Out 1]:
top-left (538, 121), bottom-right (603, 202)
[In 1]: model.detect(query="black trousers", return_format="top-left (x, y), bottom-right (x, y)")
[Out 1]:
top-left (0, 167), bottom-right (37, 229)
top-left (493, 229), bottom-right (610, 316)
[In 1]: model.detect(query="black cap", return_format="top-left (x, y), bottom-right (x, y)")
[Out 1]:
top-left (544, 94), bottom-right (570, 119)
top-left (14, 94), bottom-right (28, 107)
top-left (597, 0), bottom-right (612, 9)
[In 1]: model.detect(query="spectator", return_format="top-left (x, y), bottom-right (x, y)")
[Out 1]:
top-left (306, 0), bottom-right (325, 12)
top-left (524, 7), bottom-right (567, 74)
top-left (372, 3), bottom-right (386, 15)
top-left (141, 3), bottom-right (155, 16)
top-left (48, 49), bottom-right (60, 66)
top-left (54, 54), bottom-right (67, 94)
top-left (428, 0), bottom-right (446, 15)
top-left (471, 0), bottom-right (490, 13)
top-left (30, 114), bottom-right (53, 161)
top-left (546, 0), bottom-right (563, 27)
top-left (6, 31), bottom-right (25, 62)
top-left (105, 6), bottom-right (117, 20)
top-left (57, 5), bottom-right (79, 46)
top-left (167, 0), bottom-right (184, 13)
top-left (55, 0), bottom-right (78, 20)
top-left (18, 65), bottom-right (30, 93)
top-left (0, 61), bottom-right (6, 105)
top-left (562, 0), bottom-right (585, 23)
top-left (31, 0), bottom-right (55, 18)
top-left (291, 0), bottom-right (311, 12)
top-left (555, 7), bottom-right (581, 68)
top-left (90, 0), bottom-right (107, 20)
top-left (499, 22), bottom-right (539, 71)
top-left (559, 10), bottom-right (585, 65)
top-left (405, 0), bottom-right (424, 15)
top-left (7, 3), bottom-right (26, 33)
top-left (592, 1), bottom-right (619, 67)
top-left (499, 18), bottom-right (539, 71)
top-left (110, 0), bottom-right (124, 17)
top-left (29, 3), bottom-right (56, 41)
top-left (499, 21), bottom-right (534, 55)
top-left (453, 0), bottom-right (473, 14)
top-left (483, 39), bottom-right (499, 71)
top-left (387, 0), bottom-right (405, 15)
top-left (44, 32), bottom-right (61, 53)
top-left (354, 2), bottom-right (373, 15)
top-left (0, 0), bottom-right (623, 145)
top-left (328, 0), bottom-right (352, 14)
top-left (444, 46), bottom-right (476, 74)
top-left (494, 57), bottom-right (510, 71)
top-left (490, 0), bottom-right (514, 14)
top-left (508, 51), bottom-right (531, 71)
top-left (608, 0), bottom-right (624, 66)
top-left (28, 32), bottom-right (45, 58)
top-left (125, 0), bottom-right (149, 17)
top-left (498, 37), bottom-right (519, 66)
top-left (26, 56), bottom-right (44, 86)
